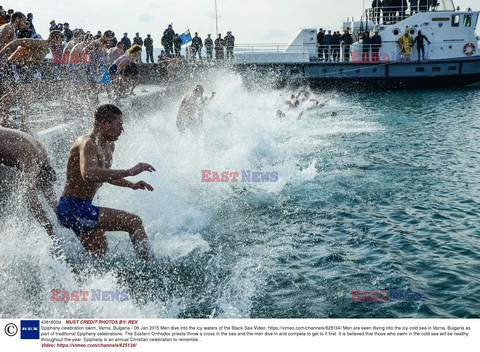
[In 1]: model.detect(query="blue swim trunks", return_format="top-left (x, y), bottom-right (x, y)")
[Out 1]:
top-left (57, 197), bottom-right (100, 237)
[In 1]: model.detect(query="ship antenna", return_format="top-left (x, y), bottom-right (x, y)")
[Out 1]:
top-left (215, 0), bottom-right (219, 38)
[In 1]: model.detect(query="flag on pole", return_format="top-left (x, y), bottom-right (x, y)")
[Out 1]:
top-left (179, 29), bottom-right (192, 45)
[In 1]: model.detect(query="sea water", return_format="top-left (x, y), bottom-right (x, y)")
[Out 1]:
top-left (1, 70), bottom-right (479, 318)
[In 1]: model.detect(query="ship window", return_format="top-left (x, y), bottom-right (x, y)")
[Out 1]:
top-left (464, 15), bottom-right (472, 27)
top-left (432, 67), bottom-right (441, 72)
top-left (448, 66), bottom-right (456, 71)
top-left (415, 67), bottom-right (425, 72)
top-left (393, 28), bottom-right (401, 36)
top-left (452, 15), bottom-right (460, 27)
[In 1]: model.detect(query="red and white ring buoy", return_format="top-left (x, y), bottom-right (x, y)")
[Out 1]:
top-left (463, 43), bottom-right (476, 56)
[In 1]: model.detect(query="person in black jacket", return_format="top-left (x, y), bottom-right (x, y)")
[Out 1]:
top-left (191, 32), bottom-right (203, 61)
top-left (27, 13), bottom-right (36, 34)
top-left (324, 30), bottom-right (333, 61)
top-left (173, 33), bottom-right (182, 56)
top-left (224, 31), bottom-right (235, 60)
top-left (120, 33), bottom-right (131, 51)
top-left (144, 34), bottom-right (154, 63)
top-left (317, 28), bottom-right (325, 60)
top-left (331, 31), bottom-right (340, 61)
top-left (371, 31), bottom-right (382, 62)
top-left (412, 30), bottom-right (430, 61)
top-left (63, 22), bottom-right (73, 42)
top-left (362, 31), bottom-right (371, 62)
top-left (204, 34), bottom-right (213, 61)
top-left (133, 33), bottom-right (143, 62)
top-left (341, 29), bottom-right (353, 61)
top-left (163, 24), bottom-right (175, 56)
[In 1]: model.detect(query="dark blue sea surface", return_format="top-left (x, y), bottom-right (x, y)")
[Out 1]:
top-left (184, 87), bottom-right (480, 318)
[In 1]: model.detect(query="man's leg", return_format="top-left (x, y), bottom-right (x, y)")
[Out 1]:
top-left (79, 229), bottom-right (108, 257)
top-left (85, 207), bottom-right (152, 259)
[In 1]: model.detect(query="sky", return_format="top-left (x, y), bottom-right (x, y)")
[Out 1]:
top-left (9, 0), bottom-right (480, 46)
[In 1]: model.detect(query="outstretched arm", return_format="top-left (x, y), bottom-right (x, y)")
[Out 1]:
top-left (108, 178), bottom-right (154, 191)
top-left (23, 171), bottom-right (55, 239)
top-left (0, 39), bottom-right (45, 60)
top-left (80, 140), bottom-right (155, 183)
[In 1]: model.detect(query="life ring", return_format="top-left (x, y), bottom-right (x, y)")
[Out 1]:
top-left (463, 43), bottom-right (476, 56)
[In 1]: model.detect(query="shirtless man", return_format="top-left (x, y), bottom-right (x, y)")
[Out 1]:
top-left (63, 29), bottom-right (85, 58)
top-left (0, 127), bottom-right (58, 240)
top-left (176, 85), bottom-right (215, 133)
top-left (110, 44), bottom-right (141, 98)
top-left (108, 41), bottom-right (124, 67)
top-left (84, 30), bottom-right (114, 66)
top-left (0, 12), bottom-right (28, 49)
top-left (107, 42), bottom-right (124, 99)
top-left (81, 31), bottom-right (115, 104)
top-left (57, 104), bottom-right (155, 260)
top-left (0, 30), bottom-right (64, 127)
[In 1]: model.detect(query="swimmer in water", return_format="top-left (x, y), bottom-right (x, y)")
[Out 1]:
top-left (57, 104), bottom-right (156, 260)
top-left (176, 84), bottom-right (215, 133)
top-left (0, 127), bottom-right (58, 241)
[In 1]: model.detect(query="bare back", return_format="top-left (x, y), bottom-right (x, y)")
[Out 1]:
top-left (0, 127), bottom-right (47, 170)
top-left (62, 133), bottom-right (114, 200)
top-left (0, 23), bottom-right (14, 50)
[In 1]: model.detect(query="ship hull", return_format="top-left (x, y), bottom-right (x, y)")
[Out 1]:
top-left (233, 57), bottom-right (480, 90)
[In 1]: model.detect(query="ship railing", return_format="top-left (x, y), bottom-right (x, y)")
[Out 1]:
top-left (314, 43), bottom-right (403, 63)
top-left (366, 1), bottom-right (451, 26)
top-left (235, 43), bottom-right (290, 53)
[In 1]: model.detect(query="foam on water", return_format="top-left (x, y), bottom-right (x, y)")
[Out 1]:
top-left (0, 69), bottom-right (382, 318)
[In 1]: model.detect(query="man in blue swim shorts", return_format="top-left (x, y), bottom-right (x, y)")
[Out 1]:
top-left (57, 104), bottom-right (156, 260)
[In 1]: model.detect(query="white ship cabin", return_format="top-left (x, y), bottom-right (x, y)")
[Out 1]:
top-left (235, 0), bottom-right (480, 64)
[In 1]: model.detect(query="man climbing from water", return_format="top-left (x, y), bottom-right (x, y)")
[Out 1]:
top-left (176, 84), bottom-right (215, 133)
top-left (412, 30), bottom-right (431, 62)
top-left (57, 104), bottom-right (156, 260)
top-left (0, 127), bottom-right (58, 241)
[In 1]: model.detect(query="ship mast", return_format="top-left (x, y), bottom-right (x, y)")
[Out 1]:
top-left (215, 0), bottom-right (219, 38)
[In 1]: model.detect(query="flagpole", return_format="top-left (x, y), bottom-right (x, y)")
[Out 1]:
top-left (215, 0), bottom-right (218, 37)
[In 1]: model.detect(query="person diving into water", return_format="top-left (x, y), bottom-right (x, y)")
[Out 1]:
top-left (176, 84), bottom-right (215, 133)
top-left (57, 104), bottom-right (156, 260)
top-left (279, 90), bottom-right (335, 120)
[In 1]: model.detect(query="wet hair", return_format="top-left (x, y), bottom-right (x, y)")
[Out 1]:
top-left (36, 163), bottom-right (56, 191)
top-left (127, 43), bottom-right (142, 54)
top-left (11, 12), bottom-right (26, 22)
top-left (84, 33), bottom-right (94, 42)
top-left (194, 84), bottom-right (204, 94)
top-left (48, 30), bottom-right (64, 41)
top-left (94, 104), bottom-right (122, 126)
top-left (103, 30), bottom-right (114, 38)
top-left (72, 30), bottom-right (83, 38)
